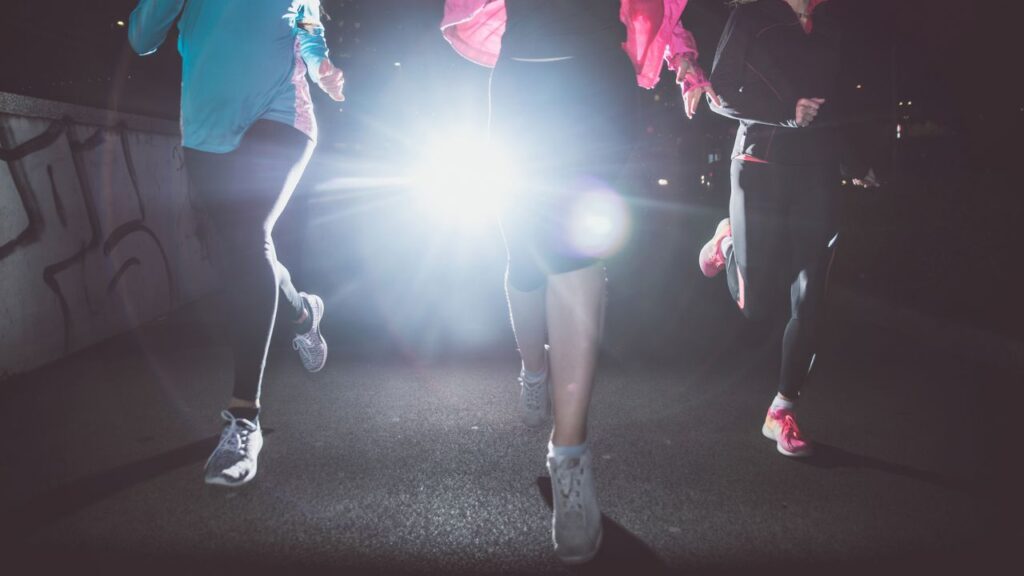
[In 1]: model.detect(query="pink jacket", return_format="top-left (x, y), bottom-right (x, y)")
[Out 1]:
top-left (441, 0), bottom-right (709, 93)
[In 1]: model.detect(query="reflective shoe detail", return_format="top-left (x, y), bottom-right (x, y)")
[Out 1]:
top-left (293, 292), bottom-right (327, 373)
top-left (547, 448), bottom-right (603, 564)
top-left (762, 408), bottom-right (814, 458)
top-left (205, 410), bottom-right (264, 487)
top-left (699, 218), bottom-right (732, 278)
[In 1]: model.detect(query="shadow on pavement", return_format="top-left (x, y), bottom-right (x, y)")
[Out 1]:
top-left (535, 476), bottom-right (672, 575)
top-left (2, 429), bottom-right (275, 539)
top-left (801, 443), bottom-right (978, 495)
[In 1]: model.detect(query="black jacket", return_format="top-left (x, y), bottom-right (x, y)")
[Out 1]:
top-left (709, 0), bottom-right (859, 169)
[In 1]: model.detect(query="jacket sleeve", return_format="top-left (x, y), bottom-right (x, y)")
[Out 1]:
top-left (290, 1), bottom-right (345, 100)
top-left (665, 6), bottom-right (698, 58)
top-left (441, 0), bottom-right (505, 68)
top-left (666, 21), bottom-right (709, 94)
top-left (292, 2), bottom-right (329, 81)
top-left (128, 0), bottom-right (185, 55)
top-left (623, 0), bottom-right (706, 90)
top-left (708, 8), bottom-right (799, 127)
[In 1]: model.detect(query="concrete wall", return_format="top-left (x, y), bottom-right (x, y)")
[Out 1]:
top-left (0, 92), bottom-right (214, 380)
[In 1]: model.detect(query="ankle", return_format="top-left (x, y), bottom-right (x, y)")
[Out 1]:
top-left (227, 406), bottom-right (260, 423)
top-left (293, 297), bottom-right (313, 334)
top-left (228, 398), bottom-right (259, 410)
top-left (522, 363), bottom-right (547, 384)
top-left (720, 235), bottom-right (734, 258)
top-left (548, 441), bottom-right (588, 459)
top-left (770, 393), bottom-right (797, 413)
top-left (521, 346), bottom-right (548, 380)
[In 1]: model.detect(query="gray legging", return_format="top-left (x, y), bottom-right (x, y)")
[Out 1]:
top-left (184, 120), bottom-right (312, 403)
top-left (724, 159), bottom-right (837, 399)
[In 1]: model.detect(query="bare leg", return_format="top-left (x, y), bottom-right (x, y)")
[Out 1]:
top-left (547, 263), bottom-right (606, 447)
top-left (506, 269), bottom-right (548, 374)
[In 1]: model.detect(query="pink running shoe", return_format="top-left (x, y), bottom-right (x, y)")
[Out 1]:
top-left (762, 409), bottom-right (814, 458)
top-left (699, 218), bottom-right (732, 278)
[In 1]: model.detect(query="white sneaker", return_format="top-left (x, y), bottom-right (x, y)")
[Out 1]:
top-left (547, 447), bottom-right (603, 564)
top-left (519, 368), bottom-right (551, 428)
top-left (204, 411), bottom-right (263, 487)
top-left (293, 292), bottom-right (327, 372)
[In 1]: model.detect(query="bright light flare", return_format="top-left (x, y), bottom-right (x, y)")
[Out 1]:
top-left (565, 187), bottom-right (631, 259)
top-left (412, 135), bottom-right (515, 232)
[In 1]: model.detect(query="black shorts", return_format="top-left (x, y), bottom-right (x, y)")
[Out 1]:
top-left (489, 46), bottom-right (638, 290)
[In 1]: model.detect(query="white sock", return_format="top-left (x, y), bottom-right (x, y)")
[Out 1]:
top-left (548, 441), bottom-right (588, 459)
top-left (522, 363), bottom-right (547, 386)
top-left (721, 235), bottom-right (734, 257)
top-left (770, 393), bottom-right (796, 413)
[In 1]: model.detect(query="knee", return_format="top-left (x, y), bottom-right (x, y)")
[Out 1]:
top-left (790, 271), bottom-right (810, 315)
top-left (219, 234), bottom-right (278, 279)
top-left (244, 234), bottom-right (277, 267)
top-left (790, 270), bottom-right (825, 320)
top-left (261, 233), bottom-right (278, 262)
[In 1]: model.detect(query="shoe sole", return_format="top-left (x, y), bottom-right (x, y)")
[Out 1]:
top-left (204, 462), bottom-right (258, 487)
top-left (761, 423), bottom-right (814, 458)
top-left (698, 219), bottom-right (731, 278)
top-left (304, 294), bottom-right (328, 373)
top-left (557, 525), bottom-right (604, 565)
top-left (306, 334), bottom-right (327, 373)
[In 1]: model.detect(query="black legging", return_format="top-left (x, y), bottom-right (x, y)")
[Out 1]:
top-left (724, 159), bottom-right (837, 399)
top-left (185, 121), bottom-right (313, 403)
top-left (489, 46), bottom-right (637, 291)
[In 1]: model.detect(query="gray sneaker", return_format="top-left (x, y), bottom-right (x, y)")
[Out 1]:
top-left (519, 368), bottom-right (551, 428)
top-left (293, 292), bottom-right (327, 373)
top-left (547, 447), bottom-right (603, 564)
top-left (204, 410), bottom-right (264, 487)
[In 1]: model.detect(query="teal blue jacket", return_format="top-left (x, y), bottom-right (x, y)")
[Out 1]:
top-left (130, 0), bottom-right (333, 153)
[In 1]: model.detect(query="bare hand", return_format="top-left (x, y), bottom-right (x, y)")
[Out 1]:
top-left (795, 97), bottom-right (825, 127)
top-left (683, 85), bottom-right (721, 119)
top-left (674, 54), bottom-right (693, 85)
top-left (673, 55), bottom-right (720, 120)
top-left (852, 168), bottom-right (880, 188)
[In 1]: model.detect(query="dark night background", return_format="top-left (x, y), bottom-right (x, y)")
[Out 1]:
top-left (2, 0), bottom-right (1019, 341)
top-left (1, 1), bottom-right (1022, 574)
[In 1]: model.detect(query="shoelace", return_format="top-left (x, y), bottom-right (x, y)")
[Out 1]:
top-left (520, 376), bottom-right (544, 411)
top-left (216, 411), bottom-right (256, 454)
top-left (554, 459), bottom-right (585, 512)
top-left (781, 414), bottom-right (803, 443)
top-left (293, 332), bottom-right (324, 363)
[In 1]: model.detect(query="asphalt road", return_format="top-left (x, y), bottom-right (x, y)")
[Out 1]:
top-left (1, 292), bottom-right (1021, 575)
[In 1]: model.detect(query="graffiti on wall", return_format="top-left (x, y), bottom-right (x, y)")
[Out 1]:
top-left (1, 110), bottom-right (210, 378)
